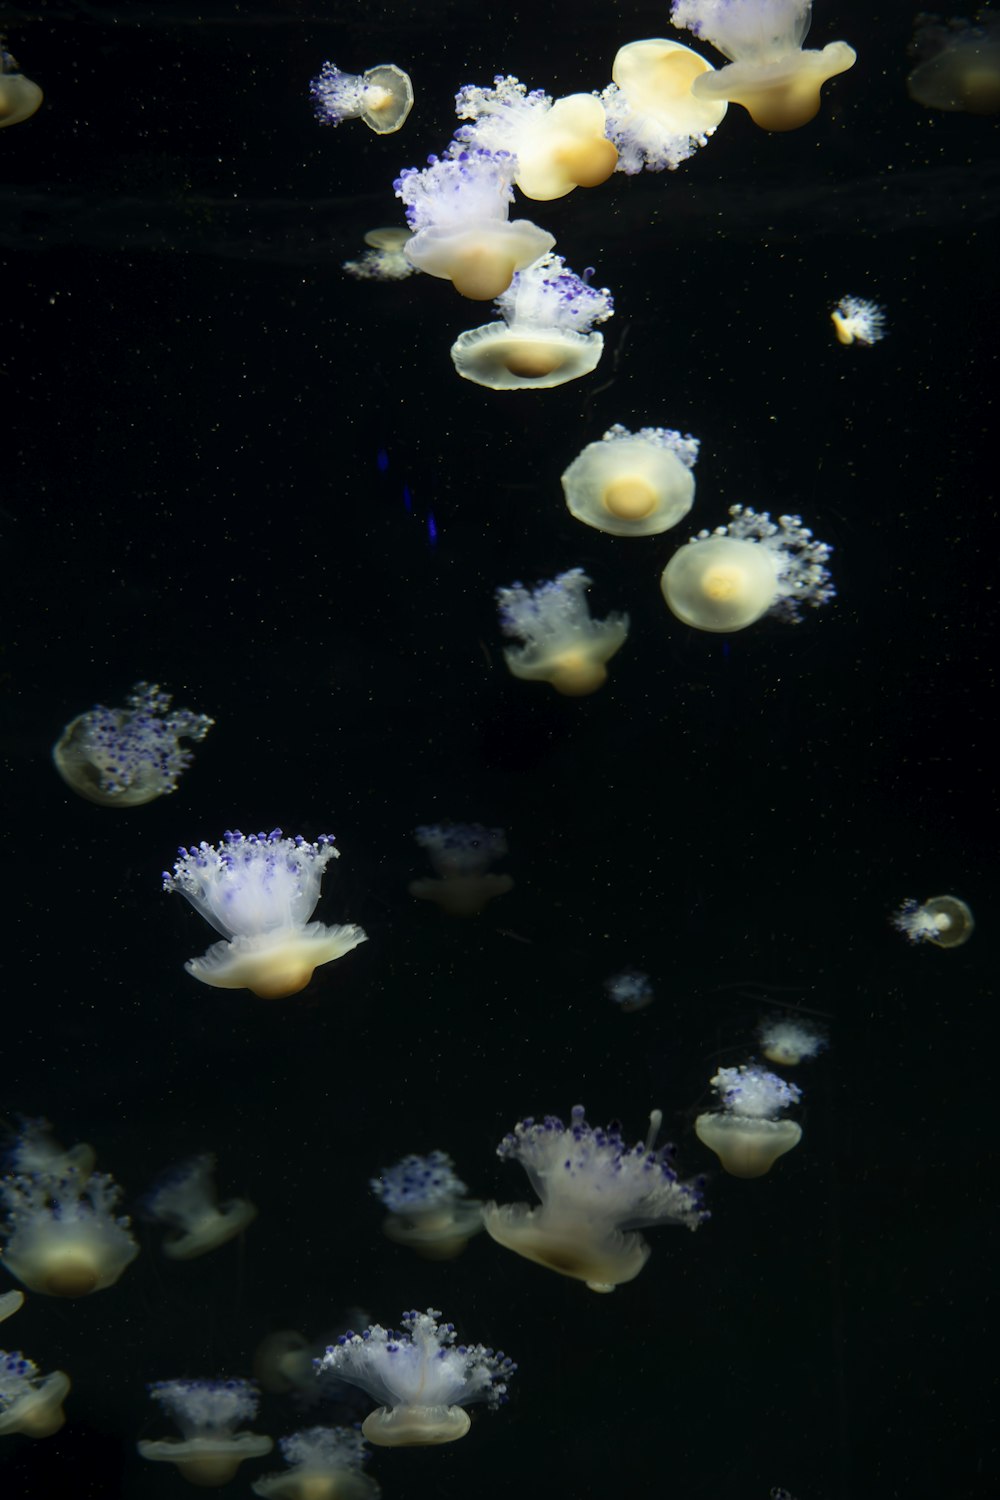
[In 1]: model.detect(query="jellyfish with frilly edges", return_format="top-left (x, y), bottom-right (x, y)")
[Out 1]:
top-left (451, 75), bottom-right (618, 199)
top-left (831, 295), bottom-right (886, 347)
top-left (601, 39), bottom-right (728, 173)
top-left (53, 681), bottom-right (213, 807)
top-left (138, 1378), bottom-right (273, 1486)
top-left (371, 1150), bottom-right (483, 1259)
top-left (758, 1015), bottom-right (827, 1066)
top-left (695, 1064), bottom-right (802, 1177)
top-left (562, 424), bottom-right (699, 536)
top-left (496, 568), bottom-right (629, 696)
top-left (0, 1351), bottom-right (70, 1438)
top-left (311, 62), bottom-right (413, 134)
top-left (892, 895), bottom-right (974, 949)
top-left (252, 1425), bottom-right (380, 1499)
top-left (409, 822), bottom-right (513, 916)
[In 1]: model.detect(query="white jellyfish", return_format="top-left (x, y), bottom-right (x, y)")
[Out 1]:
top-left (141, 1154), bottom-right (256, 1259)
top-left (52, 681), bottom-right (214, 807)
top-left (0, 1160), bottom-right (138, 1296)
top-left (317, 1309), bottom-right (515, 1447)
top-left (892, 895), bottom-right (975, 949)
top-left (0, 43), bottom-right (42, 129)
top-left (669, 0), bottom-right (856, 130)
top-left (907, 10), bottom-right (1000, 114)
top-left (408, 822), bottom-right (513, 916)
top-left (451, 75), bottom-right (618, 199)
top-left (695, 1064), bottom-right (802, 1177)
top-left (343, 227), bottom-right (417, 282)
top-left (830, 295), bottom-right (887, 346)
top-left (757, 1015), bottom-right (827, 1066)
top-left (600, 38), bottom-right (728, 173)
top-left (370, 1150), bottom-right (483, 1259)
top-left (252, 1425), bottom-right (380, 1500)
top-left (138, 1378), bottom-right (273, 1486)
top-left (496, 568), bottom-right (629, 696)
top-left (562, 424), bottom-right (699, 536)
top-left (163, 829), bottom-right (367, 999)
top-left (310, 62), bottom-right (413, 134)
top-left (604, 970), bottom-right (655, 1013)
top-left (0, 1352), bottom-right (70, 1438)
top-left (661, 506), bottom-right (834, 633)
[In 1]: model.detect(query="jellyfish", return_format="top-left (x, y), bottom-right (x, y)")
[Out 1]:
top-left (141, 1154), bottom-right (257, 1260)
top-left (393, 150), bottom-right (554, 300)
top-left (661, 505), bottom-right (834, 633)
top-left (830, 295), bottom-right (887, 346)
top-left (451, 75), bottom-right (618, 199)
top-left (757, 1015), bottom-right (827, 1066)
top-left (4, 1117), bottom-right (96, 1182)
top-left (0, 1352), bottom-right (70, 1438)
top-left (483, 1105), bottom-right (707, 1292)
top-left (907, 10), bottom-right (1000, 113)
top-left (0, 43), bottom-right (42, 129)
top-left (562, 424), bottom-right (699, 537)
top-left (371, 1150), bottom-right (483, 1259)
top-left (316, 1308), bottom-right (515, 1447)
top-left (0, 1161), bottom-right (138, 1296)
top-left (0, 1291), bottom-right (23, 1323)
top-left (605, 969), bottom-right (655, 1013)
top-left (408, 822), bottom-right (513, 916)
top-left (310, 62), bottom-right (413, 134)
top-left (451, 252), bottom-right (614, 389)
top-left (343, 227), bottom-right (417, 281)
top-left (600, 38), bottom-right (728, 173)
top-left (892, 895), bottom-right (975, 948)
top-left (138, 1378), bottom-right (273, 1486)
top-left (52, 681), bottom-right (214, 807)
top-left (669, 0), bottom-right (857, 130)
top-left (695, 1064), bottom-right (802, 1177)
top-left (496, 568), bottom-right (629, 696)
top-left (254, 1331), bottom-right (320, 1397)
top-left (163, 829), bottom-right (368, 999)
top-left (252, 1425), bottom-right (380, 1500)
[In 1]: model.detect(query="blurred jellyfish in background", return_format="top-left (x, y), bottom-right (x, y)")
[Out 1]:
top-left (252, 1425), bottom-right (380, 1499)
top-left (892, 894), bottom-right (975, 948)
top-left (52, 681), bottom-right (213, 807)
top-left (601, 38), bottom-right (728, 172)
top-left (669, 0), bottom-right (856, 130)
top-left (483, 1105), bottom-right (707, 1291)
top-left (605, 969), bottom-right (655, 1013)
top-left (0, 42), bottom-right (42, 128)
top-left (317, 1308), bottom-right (515, 1447)
top-left (907, 10), bottom-right (1000, 113)
top-left (254, 1332), bottom-right (320, 1398)
top-left (163, 829), bottom-right (367, 999)
top-left (343, 227), bottom-right (417, 281)
top-left (695, 1064), bottom-right (803, 1177)
top-left (451, 75), bottom-right (618, 199)
top-left (758, 1015), bottom-right (827, 1066)
top-left (141, 1154), bottom-right (256, 1259)
top-left (370, 1150), bottom-right (483, 1259)
top-left (661, 506), bottom-right (834, 633)
top-left (496, 568), bottom-right (629, 696)
top-left (310, 62), bottom-right (413, 134)
top-left (0, 1291), bottom-right (23, 1323)
top-left (408, 822), bottom-right (513, 916)
top-left (0, 1351), bottom-right (70, 1438)
top-left (5, 1118), bottom-right (95, 1182)
top-left (562, 424), bottom-right (699, 536)
top-left (831, 294), bottom-right (887, 346)
top-left (138, 1378), bottom-right (273, 1486)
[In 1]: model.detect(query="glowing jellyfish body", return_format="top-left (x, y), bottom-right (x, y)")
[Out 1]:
top-left (409, 822), bottom-right (513, 916)
top-left (163, 829), bottom-right (367, 999)
top-left (669, 0), bottom-right (856, 130)
top-left (317, 1308), bottom-right (515, 1448)
top-left (0, 45), bottom-right (42, 129)
top-left (343, 227), bottom-right (416, 282)
top-left (371, 1150), bottom-right (483, 1259)
top-left (310, 62), bottom-right (413, 134)
top-left (496, 568), bottom-right (629, 696)
top-left (907, 11), bottom-right (1000, 114)
top-left (252, 1426), bottom-right (380, 1500)
top-left (138, 1378), bottom-right (273, 1486)
top-left (605, 969), bottom-right (655, 1013)
top-left (452, 75), bottom-right (618, 199)
top-left (0, 1162), bottom-right (138, 1296)
top-left (52, 681), bottom-right (214, 807)
top-left (0, 1353), bottom-right (70, 1438)
top-left (562, 424), bottom-right (699, 536)
top-left (601, 39), bottom-right (728, 172)
top-left (695, 1064), bottom-right (802, 1177)
top-left (142, 1154), bottom-right (256, 1259)
top-left (831, 295), bottom-right (886, 346)
top-left (758, 1016), bottom-right (827, 1066)
top-left (892, 895), bottom-right (975, 949)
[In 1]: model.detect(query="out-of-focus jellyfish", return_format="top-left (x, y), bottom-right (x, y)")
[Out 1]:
top-left (562, 424), bottom-right (699, 536)
top-left (252, 1425), bottom-right (380, 1500)
top-left (907, 10), bottom-right (1000, 113)
top-left (695, 1064), bottom-right (802, 1177)
top-left (758, 1015), bottom-right (827, 1066)
top-left (371, 1150), bottom-right (483, 1259)
top-left (661, 506), bottom-right (834, 633)
top-left (0, 43), bottom-right (42, 129)
top-left (163, 829), bottom-right (367, 999)
top-left (141, 1154), bottom-right (256, 1259)
top-left (254, 1332), bottom-right (318, 1397)
top-left (317, 1308), bottom-right (515, 1447)
top-left (669, 0), bottom-right (857, 130)
top-left (0, 1291), bottom-right (23, 1323)
top-left (310, 62), bottom-right (413, 134)
top-left (601, 39), bottom-right (728, 172)
top-left (0, 1152), bottom-right (138, 1296)
top-left (408, 823), bottom-right (513, 916)
top-left (4, 1117), bottom-right (96, 1182)
top-left (451, 75), bottom-right (618, 199)
top-left (451, 252), bottom-right (614, 389)
top-left (343, 227), bottom-right (417, 281)
top-left (831, 294), bottom-right (887, 346)
top-left (138, 1378), bottom-right (273, 1486)
top-left (892, 894), bottom-right (975, 948)
top-left (0, 1352), bottom-right (70, 1438)
top-left (496, 568), bottom-right (629, 696)
top-left (483, 1104), bottom-right (707, 1292)
top-left (605, 969), bottom-right (655, 1013)
top-left (52, 681), bottom-right (214, 808)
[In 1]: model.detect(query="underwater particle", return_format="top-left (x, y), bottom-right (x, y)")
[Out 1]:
top-left (830, 294), bottom-right (887, 345)
top-left (371, 1150), bottom-right (483, 1259)
top-left (0, 1351), bottom-right (70, 1438)
top-left (907, 9), bottom-right (1000, 113)
top-left (757, 1015), bottom-right (827, 1066)
top-left (601, 38), bottom-right (728, 172)
top-left (252, 1425), bottom-right (380, 1500)
top-left (695, 1064), bottom-right (803, 1177)
top-left (52, 681), bottom-right (214, 808)
top-left (310, 62), bottom-right (413, 134)
top-left (138, 1378), bottom-right (273, 1486)
top-left (669, 0), bottom-right (857, 130)
top-left (343, 226), bottom-right (417, 281)
top-left (661, 505), bottom-right (834, 632)
top-left (892, 894), bottom-right (974, 948)
top-left (605, 970), bottom-right (655, 1012)
top-left (562, 423), bottom-right (699, 536)
top-left (0, 42), bottom-right (42, 128)
top-left (452, 75), bottom-right (618, 199)
top-left (141, 1154), bottom-right (256, 1260)
top-left (408, 822), bottom-right (513, 916)
top-left (163, 829), bottom-right (367, 999)
top-left (496, 568), bottom-right (629, 696)
top-left (317, 1308), bottom-right (515, 1448)
top-left (0, 1161), bottom-right (139, 1296)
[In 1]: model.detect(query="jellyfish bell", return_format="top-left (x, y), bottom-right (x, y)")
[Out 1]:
top-left (359, 63), bottom-right (414, 133)
top-left (0, 45), bottom-right (42, 129)
top-left (406, 220), bottom-right (554, 300)
top-left (662, 534), bottom-right (779, 631)
top-left (452, 323), bottom-right (604, 388)
top-left (611, 37), bottom-right (728, 137)
top-left (0, 1361), bottom-right (70, 1438)
top-left (694, 1113), bottom-right (803, 1177)
top-left (907, 12), bottom-right (1000, 115)
top-left (562, 424), bottom-right (699, 537)
top-left (363, 226), bottom-right (410, 252)
top-left (363, 1403), bottom-right (471, 1447)
top-left (893, 894), bottom-right (975, 949)
top-left (513, 92), bottom-right (618, 199)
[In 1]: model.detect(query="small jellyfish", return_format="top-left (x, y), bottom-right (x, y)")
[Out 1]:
top-left (253, 1331), bottom-right (319, 1397)
top-left (605, 969), bottom-right (655, 1013)
top-left (669, 0), bottom-right (857, 130)
top-left (0, 1161), bottom-right (139, 1296)
top-left (452, 75), bottom-right (618, 199)
top-left (695, 1064), bottom-right (803, 1177)
top-left (907, 10), bottom-right (1000, 113)
top-left (4, 1117), bottom-right (96, 1182)
top-left (316, 1308), bottom-right (514, 1447)
top-left (138, 1378), bottom-right (273, 1486)
top-left (0, 1352), bottom-right (70, 1438)
top-left (163, 829), bottom-right (367, 999)
top-left (408, 822), bottom-right (513, 916)
top-left (0, 43), bottom-right (43, 129)
top-left (496, 568), bottom-right (629, 696)
top-left (371, 1150), bottom-right (483, 1259)
top-left (310, 62), bottom-right (413, 134)
top-left (141, 1154), bottom-right (256, 1260)
top-left (601, 39), bottom-right (728, 173)
top-left (483, 1105), bottom-right (707, 1292)
top-left (758, 1015), bottom-right (827, 1066)
top-left (343, 227), bottom-right (417, 282)
top-left (892, 895), bottom-right (975, 948)
top-left (831, 295), bottom-right (887, 346)
top-left (661, 506), bottom-right (834, 633)
top-left (562, 424), bottom-right (699, 536)
top-left (451, 252), bottom-right (614, 389)
top-left (252, 1425), bottom-right (380, 1500)
top-left (52, 681), bottom-right (214, 807)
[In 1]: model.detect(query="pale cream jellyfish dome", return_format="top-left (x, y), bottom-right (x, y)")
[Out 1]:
top-left (600, 39), bottom-right (728, 174)
top-left (0, 43), bottom-right (42, 128)
top-left (695, 1064), bottom-right (803, 1178)
top-left (907, 11), bottom-right (1000, 115)
top-left (562, 423), bottom-right (699, 537)
top-left (310, 62), bottom-right (414, 134)
top-left (892, 895), bottom-right (975, 949)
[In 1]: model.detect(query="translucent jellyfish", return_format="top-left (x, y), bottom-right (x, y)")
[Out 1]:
top-left (0, 1352), bottom-right (70, 1438)
top-left (317, 1308), bottom-right (515, 1447)
top-left (394, 150), bottom-right (554, 300)
top-left (4, 1117), bottom-right (96, 1182)
top-left (343, 227), bottom-right (417, 282)
top-left (0, 1291), bottom-right (23, 1323)
top-left (0, 1161), bottom-right (138, 1296)
top-left (695, 1064), bottom-right (802, 1177)
top-left (254, 1331), bottom-right (319, 1397)
top-left (757, 1015), bottom-right (827, 1066)
top-left (605, 969), bottom-right (655, 1013)
top-left (252, 1425), bottom-right (380, 1500)
top-left (907, 10), bottom-right (1000, 114)
top-left (163, 829), bottom-right (367, 999)
top-left (562, 424), bottom-right (699, 536)
top-left (830, 295), bottom-right (887, 346)
top-left (669, 0), bottom-right (857, 130)
top-left (371, 1150), bottom-right (483, 1259)
top-left (483, 1104), bottom-right (707, 1292)
top-left (452, 75), bottom-right (618, 199)
top-left (310, 62), bottom-right (413, 134)
top-left (408, 822), bottom-right (513, 916)
top-left (0, 43), bottom-right (43, 129)
top-left (892, 895), bottom-right (975, 949)
top-left (496, 568), bottom-right (629, 696)
top-left (600, 39), bottom-right (728, 173)
top-left (451, 253), bottom-right (614, 389)
top-left (138, 1378), bottom-right (273, 1486)
top-left (141, 1154), bottom-right (256, 1259)
top-left (661, 506), bottom-right (834, 633)
top-left (52, 681), bottom-right (214, 808)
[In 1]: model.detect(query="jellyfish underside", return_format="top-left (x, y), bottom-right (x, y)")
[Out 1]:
top-left (138, 1435), bottom-right (273, 1486)
top-left (482, 1202), bottom-right (649, 1291)
top-left (917, 895), bottom-right (974, 948)
top-left (360, 64), bottom-right (413, 133)
top-left (452, 325), bottom-right (604, 390)
top-left (407, 224), bottom-right (552, 300)
top-left (692, 44), bottom-right (856, 131)
top-left (695, 1114), bottom-right (802, 1177)
top-left (362, 1403), bottom-right (471, 1447)
top-left (52, 716), bottom-right (160, 806)
top-left (662, 536), bottom-right (778, 631)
